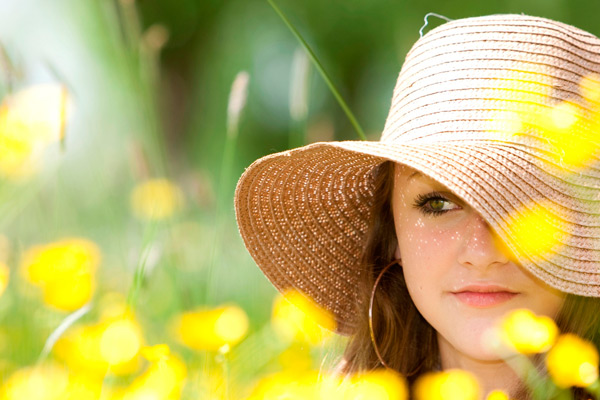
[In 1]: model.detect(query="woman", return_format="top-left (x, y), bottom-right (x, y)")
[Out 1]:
top-left (235, 14), bottom-right (600, 398)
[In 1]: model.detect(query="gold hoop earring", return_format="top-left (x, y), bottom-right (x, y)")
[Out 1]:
top-left (368, 259), bottom-right (401, 369)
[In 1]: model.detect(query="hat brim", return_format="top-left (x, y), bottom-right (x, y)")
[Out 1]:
top-left (235, 139), bottom-right (600, 335)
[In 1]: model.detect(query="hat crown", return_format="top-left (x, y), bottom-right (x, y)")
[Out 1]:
top-left (381, 14), bottom-right (600, 145)
top-left (235, 14), bottom-right (600, 335)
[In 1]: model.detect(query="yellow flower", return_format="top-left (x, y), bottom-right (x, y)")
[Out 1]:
top-left (122, 348), bottom-right (187, 400)
top-left (546, 333), bottom-right (599, 388)
top-left (172, 304), bottom-right (248, 351)
top-left (414, 369), bottom-right (480, 400)
top-left (247, 370), bottom-right (341, 400)
top-left (346, 369), bottom-right (408, 400)
top-left (1, 363), bottom-right (69, 400)
top-left (141, 344), bottom-right (171, 362)
top-left (62, 372), bottom-right (104, 400)
top-left (0, 84), bottom-right (71, 180)
top-left (0, 234), bottom-right (10, 263)
top-left (486, 390), bottom-right (510, 400)
top-left (0, 364), bottom-right (104, 400)
top-left (130, 178), bottom-right (184, 220)
top-left (278, 343), bottom-right (313, 372)
top-left (0, 262), bottom-right (9, 297)
top-left (20, 238), bottom-right (100, 311)
top-left (506, 201), bottom-right (562, 259)
top-left (54, 313), bottom-right (144, 376)
top-left (271, 289), bottom-right (336, 345)
top-left (100, 318), bottom-right (144, 366)
top-left (499, 308), bottom-right (558, 354)
top-left (0, 134), bottom-right (35, 179)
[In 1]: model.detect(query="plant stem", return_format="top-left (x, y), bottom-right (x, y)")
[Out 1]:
top-left (587, 379), bottom-right (600, 399)
top-left (204, 72), bottom-right (249, 303)
top-left (289, 48), bottom-right (311, 148)
top-left (126, 221), bottom-right (158, 309)
top-left (268, 0), bottom-right (366, 140)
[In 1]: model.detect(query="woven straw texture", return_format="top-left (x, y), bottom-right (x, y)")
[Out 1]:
top-left (235, 14), bottom-right (600, 335)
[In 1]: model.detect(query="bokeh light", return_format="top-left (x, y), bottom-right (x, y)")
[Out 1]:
top-left (0, 84), bottom-right (70, 180)
top-left (0, 262), bottom-right (9, 297)
top-left (486, 390), bottom-right (509, 400)
top-left (2, 2), bottom-right (600, 399)
top-left (414, 369), bottom-right (480, 400)
top-left (130, 178), bottom-right (185, 221)
top-left (271, 289), bottom-right (336, 345)
top-left (20, 238), bottom-right (100, 311)
top-left (172, 304), bottom-right (249, 351)
top-left (546, 333), bottom-right (599, 388)
top-left (498, 308), bottom-right (558, 354)
top-left (506, 201), bottom-right (562, 260)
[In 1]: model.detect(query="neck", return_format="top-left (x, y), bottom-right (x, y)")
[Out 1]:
top-left (437, 334), bottom-right (528, 399)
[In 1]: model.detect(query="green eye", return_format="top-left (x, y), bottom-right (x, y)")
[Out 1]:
top-left (429, 199), bottom-right (446, 211)
top-left (413, 192), bottom-right (459, 216)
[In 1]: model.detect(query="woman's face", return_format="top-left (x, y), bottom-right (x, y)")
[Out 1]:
top-left (392, 164), bottom-right (565, 363)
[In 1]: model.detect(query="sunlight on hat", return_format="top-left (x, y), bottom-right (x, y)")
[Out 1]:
top-left (506, 200), bottom-right (562, 260)
top-left (487, 70), bottom-right (600, 170)
top-left (581, 74), bottom-right (600, 104)
top-left (518, 73), bottom-right (600, 170)
top-left (538, 102), bottom-right (597, 169)
top-left (546, 333), bottom-right (599, 388)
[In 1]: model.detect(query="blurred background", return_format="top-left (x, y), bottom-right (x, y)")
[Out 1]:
top-left (0, 0), bottom-right (598, 398)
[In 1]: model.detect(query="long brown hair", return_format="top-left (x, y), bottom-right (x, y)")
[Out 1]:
top-left (340, 161), bottom-right (600, 397)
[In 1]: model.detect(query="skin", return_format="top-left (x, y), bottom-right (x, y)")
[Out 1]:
top-left (392, 164), bottom-right (565, 397)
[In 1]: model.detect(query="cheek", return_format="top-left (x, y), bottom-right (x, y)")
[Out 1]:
top-left (398, 224), bottom-right (446, 291)
top-left (397, 217), bottom-right (454, 267)
top-left (396, 218), bottom-right (466, 303)
top-left (528, 280), bottom-right (566, 319)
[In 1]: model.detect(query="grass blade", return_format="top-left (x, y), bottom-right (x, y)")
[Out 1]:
top-left (267, 0), bottom-right (366, 140)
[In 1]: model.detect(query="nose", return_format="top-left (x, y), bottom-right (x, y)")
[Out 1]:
top-left (457, 213), bottom-right (510, 270)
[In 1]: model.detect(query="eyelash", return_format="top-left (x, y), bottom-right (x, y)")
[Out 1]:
top-left (413, 192), bottom-right (456, 216)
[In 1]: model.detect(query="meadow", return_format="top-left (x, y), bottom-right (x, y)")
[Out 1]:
top-left (1, 0), bottom-right (600, 398)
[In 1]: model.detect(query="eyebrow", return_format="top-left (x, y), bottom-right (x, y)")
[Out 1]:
top-left (406, 170), bottom-right (445, 188)
top-left (408, 171), bottom-right (423, 182)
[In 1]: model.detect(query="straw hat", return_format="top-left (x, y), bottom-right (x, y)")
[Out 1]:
top-left (234, 14), bottom-right (600, 335)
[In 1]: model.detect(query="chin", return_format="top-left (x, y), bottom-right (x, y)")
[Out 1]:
top-left (438, 324), bottom-right (509, 365)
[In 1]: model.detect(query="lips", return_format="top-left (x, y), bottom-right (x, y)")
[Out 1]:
top-left (451, 285), bottom-right (518, 308)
